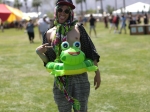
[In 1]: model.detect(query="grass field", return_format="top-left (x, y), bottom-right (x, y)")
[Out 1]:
top-left (0, 23), bottom-right (150, 112)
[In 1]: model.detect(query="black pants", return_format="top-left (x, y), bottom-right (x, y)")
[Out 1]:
top-left (27, 32), bottom-right (34, 41)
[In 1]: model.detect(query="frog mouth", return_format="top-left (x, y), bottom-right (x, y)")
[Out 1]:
top-left (68, 51), bottom-right (80, 56)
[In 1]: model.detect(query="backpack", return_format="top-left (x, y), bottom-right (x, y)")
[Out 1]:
top-left (112, 16), bottom-right (117, 23)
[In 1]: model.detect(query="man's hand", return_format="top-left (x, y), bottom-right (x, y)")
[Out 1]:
top-left (36, 43), bottom-right (52, 54)
top-left (94, 70), bottom-right (101, 90)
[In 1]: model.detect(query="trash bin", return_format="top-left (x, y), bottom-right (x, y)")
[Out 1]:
top-left (130, 25), bottom-right (145, 35)
top-left (130, 24), bottom-right (150, 35)
top-left (146, 25), bottom-right (150, 34)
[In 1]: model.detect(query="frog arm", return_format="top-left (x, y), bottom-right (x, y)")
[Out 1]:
top-left (46, 62), bottom-right (55, 74)
top-left (84, 59), bottom-right (98, 71)
top-left (47, 63), bottom-right (65, 76)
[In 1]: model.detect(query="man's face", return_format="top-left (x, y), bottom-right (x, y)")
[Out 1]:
top-left (57, 5), bottom-right (70, 24)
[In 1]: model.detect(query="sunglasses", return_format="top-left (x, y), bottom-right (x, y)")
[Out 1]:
top-left (57, 8), bottom-right (70, 14)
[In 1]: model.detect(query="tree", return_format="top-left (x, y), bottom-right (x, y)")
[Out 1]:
top-left (2, 0), bottom-right (11, 5)
top-left (115, 0), bottom-right (117, 10)
top-left (83, 0), bottom-right (87, 13)
top-left (14, 0), bottom-right (22, 9)
top-left (32, 0), bottom-right (42, 18)
top-left (123, 0), bottom-right (126, 12)
top-left (106, 5), bottom-right (114, 14)
top-left (24, 0), bottom-right (28, 13)
top-left (76, 0), bottom-right (83, 15)
top-left (96, 0), bottom-right (104, 14)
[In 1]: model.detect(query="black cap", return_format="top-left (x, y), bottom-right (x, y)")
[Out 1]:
top-left (56, 0), bottom-right (75, 9)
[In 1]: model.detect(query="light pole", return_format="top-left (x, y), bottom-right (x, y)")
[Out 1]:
top-left (100, 0), bottom-right (104, 14)
top-left (115, 0), bottom-right (117, 10)
top-left (123, 0), bottom-right (126, 13)
top-left (24, 0), bottom-right (28, 13)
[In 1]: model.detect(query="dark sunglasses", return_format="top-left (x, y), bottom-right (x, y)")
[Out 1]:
top-left (57, 8), bottom-right (70, 14)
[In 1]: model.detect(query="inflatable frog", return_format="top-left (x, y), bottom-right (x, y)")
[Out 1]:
top-left (46, 41), bottom-right (98, 77)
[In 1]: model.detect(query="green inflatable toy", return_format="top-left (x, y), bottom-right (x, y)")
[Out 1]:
top-left (46, 41), bottom-right (98, 77)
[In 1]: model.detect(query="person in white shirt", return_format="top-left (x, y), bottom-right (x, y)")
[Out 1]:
top-left (37, 14), bottom-right (50, 40)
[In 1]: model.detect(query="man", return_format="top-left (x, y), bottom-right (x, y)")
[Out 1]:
top-left (89, 14), bottom-right (97, 37)
top-left (103, 15), bottom-right (108, 28)
top-left (108, 14), bottom-right (115, 33)
top-left (37, 14), bottom-right (51, 40)
top-left (26, 19), bottom-right (35, 43)
top-left (36, 0), bottom-right (101, 111)
top-left (119, 14), bottom-right (126, 34)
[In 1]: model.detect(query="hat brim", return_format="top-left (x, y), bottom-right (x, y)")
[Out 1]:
top-left (57, 1), bottom-right (75, 9)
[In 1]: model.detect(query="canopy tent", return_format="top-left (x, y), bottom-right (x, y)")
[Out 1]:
top-left (113, 2), bottom-right (150, 14)
top-left (0, 4), bottom-right (11, 22)
top-left (0, 4), bottom-right (30, 22)
top-left (6, 5), bottom-right (23, 22)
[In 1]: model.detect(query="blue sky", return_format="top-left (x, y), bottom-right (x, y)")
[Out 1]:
top-left (5, 0), bottom-right (150, 13)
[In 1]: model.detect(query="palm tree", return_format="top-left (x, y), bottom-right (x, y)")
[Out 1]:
top-left (2, 0), bottom-right (11, 5)
top-left (123, 0), bottom-right (126, 13)
top-left (115, 0), bottom-right (117, 10)
top-left (32, 0), bottom-right (42, 18)
top-left (42, 0), bottom-right (55, 11)
top-left (24, 0), bottom-right (28, 13)
top-left (76, 0), bottom-right (83, 15)
top-left (106, 5), bottom-right (114, 14)
top-left (14, 0), bottom-right (22, 9)
top-left (83, 0), bottom-right (87, 13)
top-left (96, 0), bottom-right (104, 14)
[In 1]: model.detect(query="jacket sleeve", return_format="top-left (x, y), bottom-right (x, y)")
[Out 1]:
top-left (78, 24), bottom-right (100, 62)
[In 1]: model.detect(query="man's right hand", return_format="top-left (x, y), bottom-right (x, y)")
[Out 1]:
top-left (36, 43), bottom-right (52, 54)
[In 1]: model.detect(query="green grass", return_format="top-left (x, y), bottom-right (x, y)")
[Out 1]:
top-left (0, 24), bottom-right (150, 112)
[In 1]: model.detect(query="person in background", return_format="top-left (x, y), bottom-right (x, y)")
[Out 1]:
top-left (14, 21), bottom-right (19, 30)
top-left (89, 14), bottom-right (97, 37)
top-left (103, 15), bottom-right (108, 28)
top-left (78, 16), bottom-right (83, 24)
top-left (136, 14), bottom-right (141, 24)
top-left (26, 19), bottom-right (35, 43)
top-left (0, 18), bottom-right (4, 32)
top-left (113, 15), bottom-right (120, 33)
top-left (143, 13), bottom-right (149, 34)
top-left (108, 14), bottom-right (115, 33)
top-left (37, 14), bottom-right (51, 40)
top-left (143, 13), bottom-right (149, 24)
top-left (128, 15), bottom-right (136, 30)
top-left (35, 0), bottom-right (101, 111)
top-left (119, 14), bottom-right (126, 34)
top-left (82, 16), bottom-right (87, 27)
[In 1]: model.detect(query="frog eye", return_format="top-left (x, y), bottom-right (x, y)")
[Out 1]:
top-left (73, 41), bottom-right (81, 48)
top-left (61, 41), bottom-right (69, 50)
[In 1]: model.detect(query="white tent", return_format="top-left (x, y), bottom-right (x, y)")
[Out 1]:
top-left (84, 13), bottom-right (102, 18)
top-left (24, 12), bottom-right (41, 19)
top-left (113, 2), bottom-right (150, 14)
